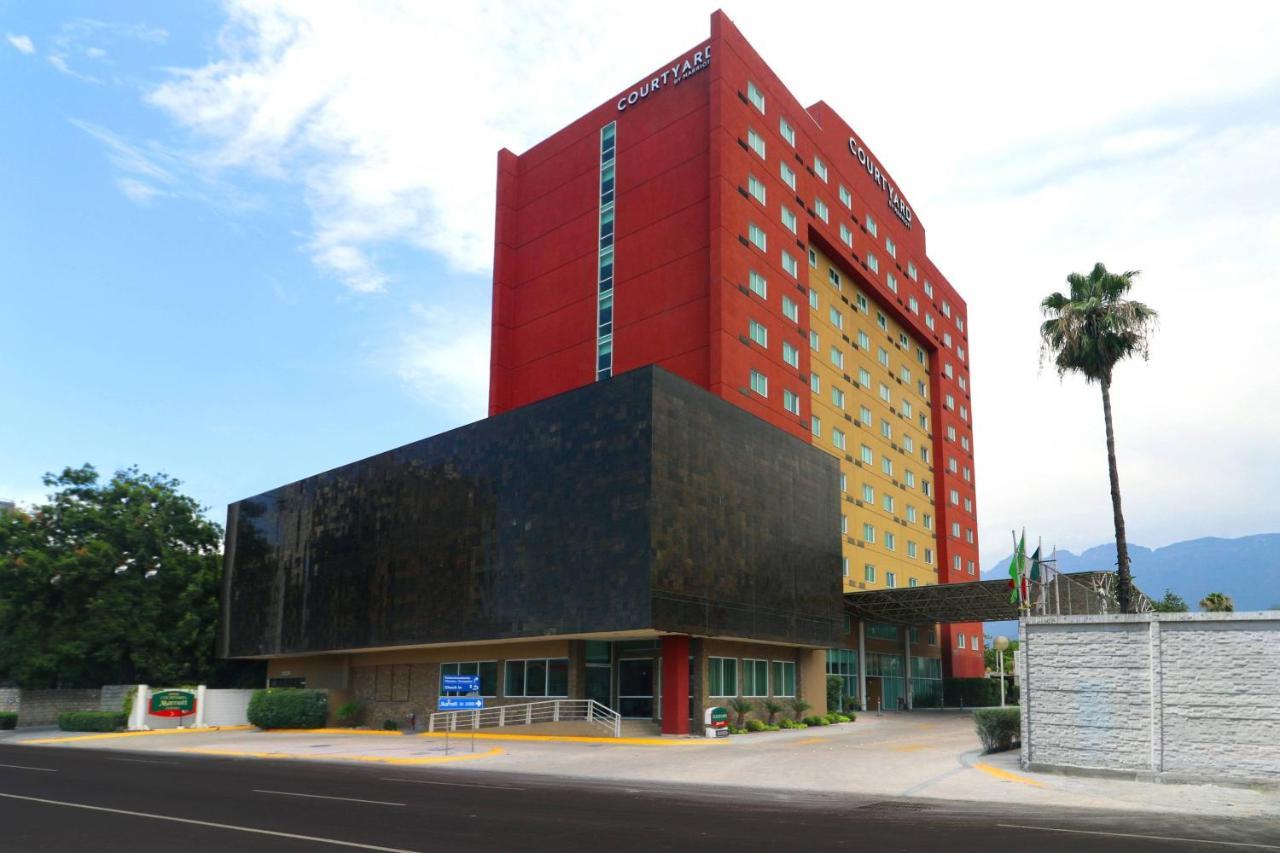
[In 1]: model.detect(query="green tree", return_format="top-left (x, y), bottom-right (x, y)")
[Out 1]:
top-left (0, 465), bottom-right (258, 688)
top-left (983, 639), bottom-right (1018, 674)
top-left (1151, 589), bottom-right (1190, 613)
top-left (1199, 592), bottom-right (1234, 613)
top-left (762, 698), bottom-right (785, 726)
top-left (1040, 263), bottom-right (1157, 613)
top-left (727, 697), bottom-right (754, 729)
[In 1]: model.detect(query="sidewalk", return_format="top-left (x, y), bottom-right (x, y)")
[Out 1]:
top-left (14, 713), bottom-right (1280, 819)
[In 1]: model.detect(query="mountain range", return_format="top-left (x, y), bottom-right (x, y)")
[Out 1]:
top-left (980, 533), bottom-right (1279, 640)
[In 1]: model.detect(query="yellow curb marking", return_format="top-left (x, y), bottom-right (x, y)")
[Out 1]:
top-left (183, 745), bottom-right (505, 766)
top-left (415, 731), bottom-right (715, 746)
top-left (789, 737), bottom-right (830, 746)
top-left (262, 728), bottom-right (408, 737)
top-left (973, 762), bottom-right (1047, 788)
top-left (23, 726), bottom-right (255, 745)
top-left (889, 743), bottom-right (928, 752)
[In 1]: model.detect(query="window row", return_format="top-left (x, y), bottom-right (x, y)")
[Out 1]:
top-left (708, 657), bottom-right (797, 698)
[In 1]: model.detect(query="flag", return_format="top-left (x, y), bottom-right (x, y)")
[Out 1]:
top-left (1008, 531), bottom-right (1025, 604)
top-left (1029, 546), bottom-right (1042, 582)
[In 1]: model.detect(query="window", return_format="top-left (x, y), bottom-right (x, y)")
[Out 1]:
top-left (782, 250), bottom-right (799, 277)
top-left (949, 488), bottom-right (960, 506)
top-left (904, 470), bottom-right (916, 488)
top-left (942, 300), bottom-right (952, 318)
top-left (504, 658), bottom-right (569, 697)
top-left (886, 273), bottom-right (898, 293)
top-left (782, 340), bottom-right (799, 368)
top-left (876, 312), bottom-right (887, 331)
top-left (781, 206), bottom-right (797, 234)
top-left (908, 296), bottom-right (919, 314)
top-left (749, 319), bottom-right (768, 347)
top-left (907, 261), bottom-right (918, 281)
top-left (783, 389), bottom-right (800, 415)
top-left (779, 117), bottom-right (795, 146)
top-left (840, 223), bottom-right (853, 247)
top-left (943, 362), bottom-right (954, 379)
top-left (958, 633), bottom-right (966, 649)
top-left (925, 313), bottom-right (935, 330)
top-left (864, 563), bottom-right (876, 582)
top-left (857, 368), bottom-right (870, 387)
top-left (924, 547), bottom-right (933, 564)
top-left (951, 521), bottom-right (961, 537)
top-left (813, 155), bottom-right (827, 182)
top-left (907, 541), bottom-right (918, 558)
top-left (747, 80), bottom-right (765, 113)
top-left (780, 162), bottom-right (796, 190)
top-left (815, 198), bottom-right (829, 223)
top-left (944, 332), bottom-right (953, 349)
top-left (830, 347), bottom-right (845, 368)
top-left (708, 657), bottom-right (738, 697)
top-left (886, 571), bottom-right (897, 588)
top-left (771, 661), bottom-right (796, 697)
top-left (748, 223), bottom-right (766, 251)
top-left (840, 472), bottom-right (847, 492)
top-left (750, 369), bottom-right (768, 397)
top-left (842, 556), bottom-right (849, 577)
top-left (862, 523), bottom-right (876, 543)
top-left (809, 330), bottom-right (819, 351)
top-left (811, 415), bottom-right (821, 436)
top-left (831, 387), bottom-right (845, 408)
top-left (856, 294), bottom-right (868, 312)
top-left (906, 505), bottom-right (917, 523)
top-left (746, 176), bottom-right (766, 207)
top-left (742, 659), bottom-right (769, 697)
top-left (972, 633), bottom-right (981, 649)
top-left (859, 404), bottom-right (872, 423)
top-left (857, 330), bottom-right (870, 350)
top-left (747, 128), bottom-right (766, 158)
top-left (924, 513), bottom-right (933, 529)
top-left (782, 295), bottom-right (798, 321)
top-left (877, 347), bottom-right (889, 367)
top-left (440, 661), bottom-right (498, 697)
top-left (881, 493), bottom-right (894, 512)
top-left (860, 444), bottom-right (873, 464)
top-left (827, 268), bottom-right (841, 289)
top-left (866, 214), bottom-right (877, 237)
top-left (960, 405), bottom-right (968, 422)
top-left (909, 577), bottom-right (918, 588)
top-left (924, 279), bottom-right (933, 298)
top-left (861, 483), bottom-right (874, 502)
top-left (809, 288), bottom-right (818, 309)
top-left (838, 185), bottom-right (852, 207)
top-left (879, 383), bottom-right (891, 403)
top-left (829, 306), bottom-right (844, 330)
top-left (832, 428), bottom-right (847, 450)
top-left (810, 373), bottom-right (820, 393)
top-left (885, 237), bottom-right (896, 258)
top-left (867, 253), bottom-right (879, 273)
top-left (881, 455), bottom-right (893, 476)
top-left (880, 419), bottom-right (892, 439)
top-left (749, 269), bottom-right (767, 298)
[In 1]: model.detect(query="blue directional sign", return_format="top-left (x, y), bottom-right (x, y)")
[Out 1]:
top-left (442, 674), bottom-right (480, 693)
top-left (438, 696), bottom-right (485, 711)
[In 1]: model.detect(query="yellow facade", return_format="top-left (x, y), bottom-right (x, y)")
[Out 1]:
top-left (806, 244), bottom-right (939, 594)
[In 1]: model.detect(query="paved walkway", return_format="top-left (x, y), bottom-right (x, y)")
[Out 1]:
top-left (11, 711), bottom-right (1279, 819)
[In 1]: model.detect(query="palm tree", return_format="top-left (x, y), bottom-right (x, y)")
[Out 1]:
top-left (727, 697), bottom-right (754, 729)
top-left (787, 697), bottom-right (812, 721)
top-left (762, 699), bottom-right (785, 726)
top-left (1200, 592), bottom-right (1234, 613)
top-left (1041, 263), bottom-right (1157, 613)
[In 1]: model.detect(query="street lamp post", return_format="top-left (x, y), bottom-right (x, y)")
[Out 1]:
top-left (994, 635), bottom-right (1010, 707)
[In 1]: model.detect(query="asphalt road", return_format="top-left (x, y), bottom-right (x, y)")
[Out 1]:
top-left (0, 744), bottom-right (1277, 852)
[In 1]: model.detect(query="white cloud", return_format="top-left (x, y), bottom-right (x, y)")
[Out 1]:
top-left (134, 1), bottom-right (1280, 556)
top-left (69, 118), bottom-right (179, 204)
top-left (383, 305), bottom-right (490, 416)
top-left (6, 33), bottom-right (35, 54)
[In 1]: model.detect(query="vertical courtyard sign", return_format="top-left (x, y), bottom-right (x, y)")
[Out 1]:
top-left (848, 134), bottom-right (914, 229)
top-left (617, 44), bottom-right (712, 111)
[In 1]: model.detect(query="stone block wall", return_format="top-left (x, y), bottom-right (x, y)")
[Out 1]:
top-left (9, 689), bottom-right (102, 727)
top-left (0, 688), bottom-right (18, 715)
top-left (1021, 612), bottom-right (1280, 784)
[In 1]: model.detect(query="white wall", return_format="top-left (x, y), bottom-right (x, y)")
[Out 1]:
top-left (1020, 612), bottom-right (1280, 784)
top-left (201, 689), bottom-right (256, 727)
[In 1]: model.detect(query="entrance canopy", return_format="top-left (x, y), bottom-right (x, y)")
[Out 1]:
top-left (844, 571), bottom-right (1149, 625)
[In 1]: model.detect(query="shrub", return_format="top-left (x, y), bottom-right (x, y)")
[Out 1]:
top-left (944, 678), bottom-right (1002, 708)
top-left (1007, 684), bottom-right (1020, 705)
top-left (335, 700), bottom-right (365, 727)
top-left (832, 713), bottom-right (851, 723)
top-left (247, 689), bottom-right (328, 730)
top-left (778, 719), bottom-right (807, 729)
top-left (826, 675), bottom-right (842, 712)
top-left (762, 699), bottom-right (785, 725)
top-left (0, 712), bottom-right (17, 730)
top-left (842, 696), bottom-right (860, 714)
top-left (745, 718), bottom-right (767, 732)
top-left (382, 719), bottom-right (399, 731)
top-left (843, 711), bottom-right (856, 722)
top-left (727, 725), bottom-right (747, 735)
top-left (58, 711), bottom-right (126, 732)
top-left (802, 715), bottom-right (828, 727)
top-left (728, 697), bottom-right (755, 729)
top-left (973, 708), bottom-right (1021, 753)
top-left (787, 697), bottom-right (812, 721)
top-left (822, 713), bottom-right (841, 725)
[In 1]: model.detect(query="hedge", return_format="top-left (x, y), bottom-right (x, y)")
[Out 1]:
top-left (247, 689), bottom-right (328, 729)
top-left (973, 707), bottom-right (1020, 753)
top-left (58, 711), bottom-right (127, 732)
top-left (943, 678), bottom-right (1010, 708)
top-left (0, 712), bottom-right (17, 730)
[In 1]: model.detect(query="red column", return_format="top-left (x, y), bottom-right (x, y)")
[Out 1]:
top-left (660, 635), bottom-right (690, 735)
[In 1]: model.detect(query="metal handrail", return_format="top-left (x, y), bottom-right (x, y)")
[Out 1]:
top-left (427, 699), bottom-right (621, 738)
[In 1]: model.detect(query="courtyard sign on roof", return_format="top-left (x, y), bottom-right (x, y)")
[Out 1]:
top-left (848, 134), bottom-right (914, 229)
top-left (617, 44), bottom-right (712, 112)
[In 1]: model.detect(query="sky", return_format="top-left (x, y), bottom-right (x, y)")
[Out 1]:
top-left (3, 0), bottom-right (1279, 573)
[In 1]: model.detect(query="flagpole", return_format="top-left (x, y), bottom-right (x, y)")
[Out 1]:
top-left (1053, 545), bottom-right (1061, 616)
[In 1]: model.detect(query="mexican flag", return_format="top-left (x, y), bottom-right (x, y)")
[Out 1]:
top-left (1008, 531), bottom-right (1026, 605)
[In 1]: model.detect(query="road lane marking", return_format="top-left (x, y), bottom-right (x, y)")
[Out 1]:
top-left (0, 762), bottom-right (56, 772)
top-left (183, 745), bottom-right (504, 766)
top-left (0, 792), bottom-right (424, 852)
top-left (379, 777), bottom-right (525, 791)
top-left (109, 758), bottom-right (178, 766)
top-left (973, 762), bottom-right (1047, 788)
top-left (998, 823), bottom-right (1280, 850)
top-left (254, 789), bottom-right (404, 807)
top-left (789, 737), bottom-right (830, 746)
top-left (22, 725), bottom-right (254, 744)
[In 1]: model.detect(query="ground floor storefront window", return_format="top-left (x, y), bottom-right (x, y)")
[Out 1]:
top-left (826, 649), bottom-right (858, 704)
top-left (504, 658), bottom-right (569, 698)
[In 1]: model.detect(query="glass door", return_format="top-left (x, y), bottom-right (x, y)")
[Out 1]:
top-left (617, 658), bottom-right (654, 718)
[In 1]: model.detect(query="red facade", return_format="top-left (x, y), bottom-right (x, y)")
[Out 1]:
top-left (489, 11), bottom-right (983, 678)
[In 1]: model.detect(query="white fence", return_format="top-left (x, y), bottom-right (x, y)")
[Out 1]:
top-left (1020, 612), bottom-right (1280, 784)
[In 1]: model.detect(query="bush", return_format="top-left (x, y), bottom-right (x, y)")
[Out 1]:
top-left (58, 711), bottom-right (126, 732)
top-left (247, 689), bottom-right (328, 730)
top-left (334, 701), bottom-right (364, 727)
top-left (832, 713), bottom-right (852, 723)
top-left (944, 678), bottom-right (1002, 708)
top-left (382, 719), bottom-right (399, 731)
top-left (727, 725), bottom-right (747, 735)
top-left (0, 712), bottom-right (17, 730)
top-left (778, 719), bottom-right (807, 729)
top-left (826, 675), bottom-right (842, 712)
top-left (822, 713), bottom-right (841, 725)
top-left (842, 696), bottom-right (860, 714)
top-left (745, 719), bottom-right (767, 732)
top-left (974, 707), bottom-right (1020, 753)
top-left (801, 715), bottom-right (828, 727)
top-left (1007, 684), bottom-right (1020, 705)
